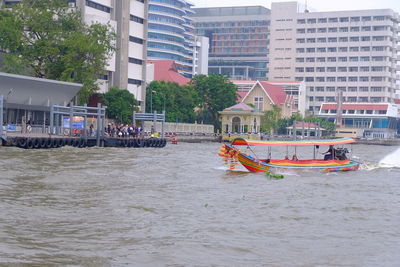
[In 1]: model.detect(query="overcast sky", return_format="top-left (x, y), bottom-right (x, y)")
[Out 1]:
top-left (190, 0), bottom-right (400, 13)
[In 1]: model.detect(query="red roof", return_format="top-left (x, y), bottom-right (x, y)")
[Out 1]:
top-left (259, 81), bottom-right (288, 106)
top-left (148, 60), bottom-right (189, 86)
top-left (237, 91), bottom-right (247, 103)
top-left (321, 104), bottom-right (389, 111)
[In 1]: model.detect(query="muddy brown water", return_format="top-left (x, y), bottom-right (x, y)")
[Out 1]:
top-left (0, 143), bottom-right (399, 266)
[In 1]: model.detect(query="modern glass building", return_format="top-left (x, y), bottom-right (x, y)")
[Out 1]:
top-left (147, 0), bottom-right (196, 78)
top-left (192, 6), bottom-right (270, 81)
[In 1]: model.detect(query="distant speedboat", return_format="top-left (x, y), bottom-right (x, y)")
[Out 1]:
top-left (219, 137), bottom-right (360, 173)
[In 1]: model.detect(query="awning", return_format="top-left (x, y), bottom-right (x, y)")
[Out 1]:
top-left (0, 72), bottom-right (82, 110)
top-left (231, 137), bottom-right (356, 146)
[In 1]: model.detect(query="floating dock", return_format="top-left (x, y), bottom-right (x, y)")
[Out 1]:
top-left (1, 135), bottom-right (167, 149)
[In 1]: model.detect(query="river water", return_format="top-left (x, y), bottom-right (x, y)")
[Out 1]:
top-left (0, 143), bottom-right (399, 266)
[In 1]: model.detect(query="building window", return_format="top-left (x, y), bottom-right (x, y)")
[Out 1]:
top-left (129, 57), bottom-right (143, 65)
top-left (327, 67), bottom-right (336, 72)
top-left (130, 15), bottom-right (144, 24)
top-left (86, 0), bottom-right (111, 13)
top-left (254, 97), bottom-right (263, 110)
top-left (129, 36), bottom-right (144, 44)
top-left (128, 79), bottom-right (142, 85)
top-left (99, 74), bottom-right (108, 80)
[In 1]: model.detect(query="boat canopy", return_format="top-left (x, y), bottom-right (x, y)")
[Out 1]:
top-left (231, 137), bottom-right (356, 147)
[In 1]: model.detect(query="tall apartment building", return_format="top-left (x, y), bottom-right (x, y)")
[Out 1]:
top-left (0, 0), bottom-right (148, 111)
top-left (147, 0), bottom-right (198, 78)
top-left (269, 2), bottom-right (400, 114)
top-left (192, 6), bottom-right (270, 81)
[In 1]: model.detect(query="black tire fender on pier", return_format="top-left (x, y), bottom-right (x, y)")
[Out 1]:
top-left (65, 138), bottom-right (72, 146)
top-left (136, 138), bottom-right (145, 147)
top-left (78, 139), bottom-right (86, 148)
top-left (11, 138), bottom-right (19, 146)
top-left (26, 138), bottom-right (34, 149)
top-left (72, 138), bottom-right (79, 147)
top-left (17, 138), bottom-right (27, 148)
top-left (60, 138), bottom-right (66, 147)
top-left (39, 138), bottom-right (47, 149)
top-left (52, 139), bottom-right (59, 148)
top-left (33, 138), bottom-right (40, 149)
top-left (45, 138), bottom-right (52, 148)
top-left (128, 139), bottom-right (134, 147)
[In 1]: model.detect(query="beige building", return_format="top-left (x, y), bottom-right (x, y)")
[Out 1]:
top-left (219, 81), bottom-right (294, 136)
top-left (269, 1), bottom-right (400, 115)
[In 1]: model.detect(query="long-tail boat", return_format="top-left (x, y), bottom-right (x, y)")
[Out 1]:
top-left (218, 137), bottom-right (360, 172)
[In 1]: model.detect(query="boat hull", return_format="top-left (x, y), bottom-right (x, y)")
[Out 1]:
top-left (226, 144), bottom-right (360, 173)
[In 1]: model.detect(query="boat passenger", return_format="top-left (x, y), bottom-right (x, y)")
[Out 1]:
top-left (292, 154), bottom-right (298, 161)
top-left (284, 155), bottom-right (289, 160)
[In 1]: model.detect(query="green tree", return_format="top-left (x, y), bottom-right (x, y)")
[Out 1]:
top-left (190, 74), bottom-right (237, 130)
top-left (145, 81), bottom-right (196, 123)
top-left (0, 0), bottom-right (115, 103)
top-left (102, 87), bottom-right (139, 124)
top-left (261, 105), bottom-right (282, 135)
top-left (304, 114), bottom-right (336, 134)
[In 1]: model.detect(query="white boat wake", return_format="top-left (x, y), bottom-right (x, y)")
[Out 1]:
top-left (378, 147), bottom-right (400, 168)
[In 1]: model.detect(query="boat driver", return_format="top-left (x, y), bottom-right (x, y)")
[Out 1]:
top-left (323, 145), bottom-right (335, 160)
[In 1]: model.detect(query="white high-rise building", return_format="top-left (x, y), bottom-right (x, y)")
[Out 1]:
top-left (269, 2), bottom-right (400, 114)
top-left (1, 0), bottom-right (148, 111)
